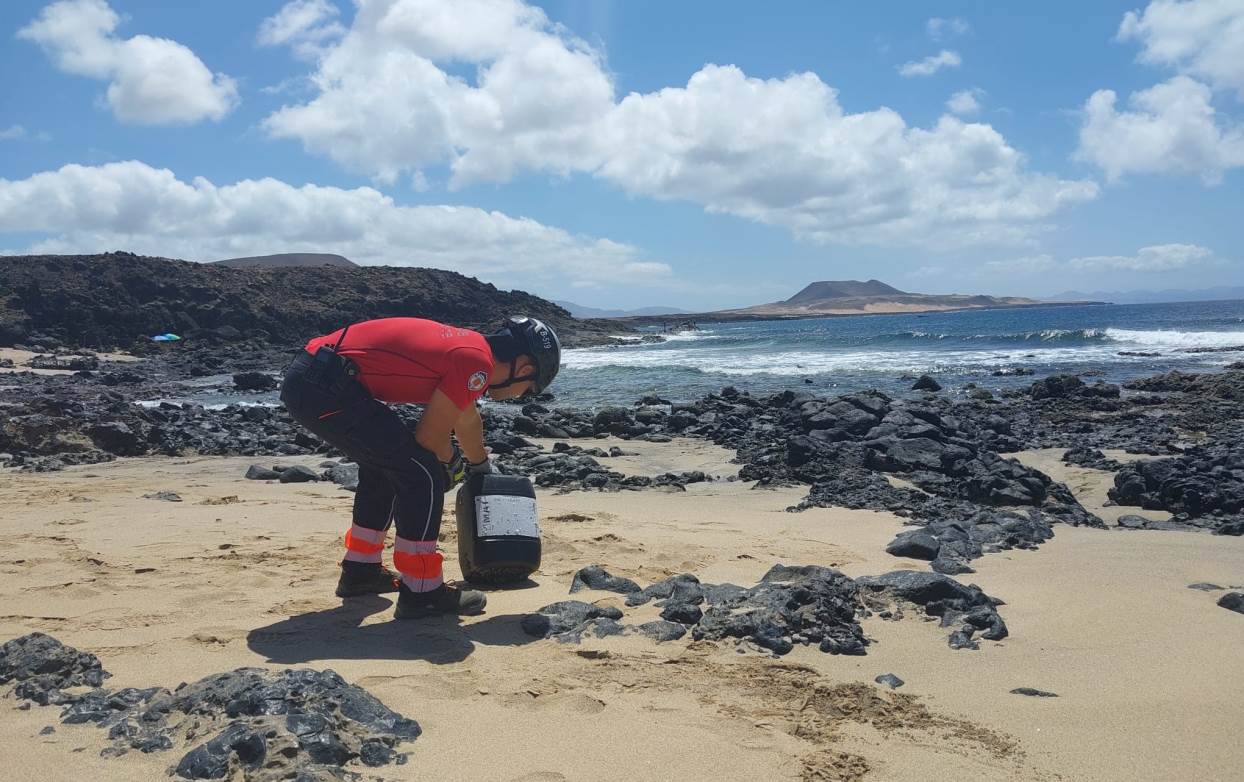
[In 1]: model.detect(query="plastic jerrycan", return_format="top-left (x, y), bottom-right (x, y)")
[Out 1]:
top-left (455, 472), bottom-right (541, 584)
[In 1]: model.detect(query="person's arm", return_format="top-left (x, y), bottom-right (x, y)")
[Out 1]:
top-left (453, 404), bottom-right (488, 465)
top-left (414, 389), bottom-right (463, 462)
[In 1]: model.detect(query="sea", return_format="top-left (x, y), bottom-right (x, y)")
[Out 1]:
top-left (152, 300), bottom-right (1244, 410)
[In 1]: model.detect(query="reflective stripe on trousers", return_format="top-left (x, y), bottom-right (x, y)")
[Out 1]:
top-left (393, 537), bottom-right (443, 592)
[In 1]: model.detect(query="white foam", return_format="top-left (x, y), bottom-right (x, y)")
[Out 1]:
top-left (135, 399), bottom-right (280, 410)
top-left (561, 338), bottom-right (1242, 376)
top-left (1104, 328), bottom-right (1244, 349)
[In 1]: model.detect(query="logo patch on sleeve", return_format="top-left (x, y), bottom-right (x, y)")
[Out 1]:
top-left (467, 371), bottom-right (488, 392)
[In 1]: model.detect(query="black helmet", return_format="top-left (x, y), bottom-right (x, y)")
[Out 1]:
top-left (486, 316), bottom-right (561, 394)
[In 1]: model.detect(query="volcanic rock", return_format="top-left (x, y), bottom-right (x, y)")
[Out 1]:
top-left (520, 602), bottom-right (625, 641)
top-left (693, 565), bottom-right (867, 656)
top-left (1010, 687), bottom-right (1058, 697)
top-left (232, 372), bottom-right (277, 391)
top-left (0, 633), bottom-right (110, 705)
top-left (245, 464), bottom-right (280, 480)
top-left (1219, 592), bottom-right (1244, 614)
top-left (569, 566), bottom-right (642, 595)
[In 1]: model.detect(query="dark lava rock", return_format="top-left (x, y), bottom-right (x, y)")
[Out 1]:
top-left (61, 686), bottom-right (162, 725)
top-left (322, 462), bottom-right (360, 492)
top-left (151, 667), bottom-right (418, 779)
top-left (624, 573), bottom-right (704, 608)
top-left (143, 491), bottom-right (182, 502)
top-left (912, 375), bottom-right (941, 392)
top-left (1107, 444), bottom-right (1244, 533)
top-left (1062, 446), bottom-right (1122, 471)
top-left (660, 602), bottom-right (704, 625)
top-left (635, 621), bottom-right (687, 642)
top-left (278, 465), bottom-right (319, 483)
top-left (693, 565), bottom-right (867, 656)
top-left (30, 354), bottom-right (99, 371)
top-left (1218, 592), bottom-right (1244, 614)
top-left (1010, 687), bottom-right (1058, 697)
top-left (885, 530), bottom-right (941, 561)
top-left (88, 421), bottom-right (145, 456)
top-left (521, 602), bottom-right (624, 641)
top-left (948, 628), bottom-right (979, 650)
top-left (1115, 515), bottom-right (1202, 532)
top-left (1029, 374), bottom-right (1084, 400)
top-left (1187, 583), bottom-right (1224, 591)
top-left (857, 571), bottom-right (1008, 648)
top-left (175, 722), bottom-right (267, 779)
top-left (244, 464), bottom-right (280, 480)
top-left (231, 372), bottom-right (277, 392)
top-left (569, 566), bottom-right (642, 595)
top-left (0, 633), bottom-right (110, 705)
top-left (3, 633), bottom-right (420, 780)
top-left (874, 674), bottom-right (904, 689)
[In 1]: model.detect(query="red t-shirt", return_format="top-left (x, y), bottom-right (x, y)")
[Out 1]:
top-left (305, 318), bottom-right (493, 409)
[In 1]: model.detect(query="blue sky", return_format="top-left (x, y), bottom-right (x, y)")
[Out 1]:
top-left (1, 0), bottom-right (1242, 310)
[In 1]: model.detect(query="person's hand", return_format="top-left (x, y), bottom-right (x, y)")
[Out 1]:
top-left (442, 447), bottom-right (466, 492)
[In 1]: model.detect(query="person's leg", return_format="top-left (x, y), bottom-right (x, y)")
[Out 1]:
top-left (321, 394), bottom-right (485, 617)
top-left (281, 357), bottom-right (398, 596)
top-left (335, 465), bottom-right (401, 597)
top-left (386, 445), bottom-right (446, 592)
top-left (343, 466), bottom-right (395, 565)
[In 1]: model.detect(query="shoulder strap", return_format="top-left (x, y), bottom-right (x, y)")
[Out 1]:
top-left (332, 323), bottom-right (353, 352)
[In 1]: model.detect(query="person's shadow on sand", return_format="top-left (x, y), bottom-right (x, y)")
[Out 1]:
top-left (246, 596), bottom-right (538, 665)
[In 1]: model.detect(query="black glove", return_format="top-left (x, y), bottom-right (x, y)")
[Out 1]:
top-left (442, 446), bottom-right (465, 492)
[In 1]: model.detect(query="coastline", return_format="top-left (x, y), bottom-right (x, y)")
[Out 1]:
top-left (616, 300), bottom-right (1110, 328)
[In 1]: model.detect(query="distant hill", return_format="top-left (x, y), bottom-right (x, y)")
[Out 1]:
top-left (618, 279), bottom-right (1071, 326)
top-left (554, 300), bottom-right (684, 318)
top-left (1048, 286), bottom-right (1244, 305)
top-left (211, 253), bottom-right (358, 269)
top-left (785, 279), bottom-right (906, 303)
top-left (728, 279), bottom-right (1038, 317)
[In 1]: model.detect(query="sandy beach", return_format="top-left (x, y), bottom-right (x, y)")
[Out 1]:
top-left (2, 439), bottom-right (1241, 781)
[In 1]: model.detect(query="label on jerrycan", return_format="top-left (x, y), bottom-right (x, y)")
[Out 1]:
top-left (475, 495), bottom-right (539, 538)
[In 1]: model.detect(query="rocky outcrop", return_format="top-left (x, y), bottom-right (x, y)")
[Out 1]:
top-left (0, 633), bottom-right (420, 780)
top-left (0, 252), bottom-right (622, 351)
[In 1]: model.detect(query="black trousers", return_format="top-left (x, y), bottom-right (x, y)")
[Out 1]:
top-left (280, 352), bottom-right (447, 587)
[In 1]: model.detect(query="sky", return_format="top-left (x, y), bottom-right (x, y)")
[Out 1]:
top-left (1, 0), bottom-right (1242, 311)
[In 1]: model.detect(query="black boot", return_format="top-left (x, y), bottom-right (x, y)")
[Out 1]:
top-left (394, 582), bottom-right (487, 618)
top-left (335, 561), bottom-right (400, 598)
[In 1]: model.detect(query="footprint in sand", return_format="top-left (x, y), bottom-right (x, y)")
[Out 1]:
top-left (509, 774), bottom-right (567, 782)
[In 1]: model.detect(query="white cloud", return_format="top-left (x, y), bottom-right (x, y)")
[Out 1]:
top-left (263, 0), bottom-right (612, 186)
top-left (897, 50), bottom-right (961, 78)
top-left (1069, 243), bottom-right (1213, 271)
top-left (1118, 0), bottom-right (1244, 99)
top-left (984, 254), bottom-right (1056, 274)
top-left (946, 88), bottom-right (983, 116)
top-left (0, 161), bottom-right (672, 291)
top-left (1077, 76), bottom-right (1244, 183)
top-left (0, 125), bottom-right (27, 140)
top-left (257, 0), bottom-right (346, 60)
top-left (597, 67), bottom-right (1097, 246)
top-left (17, 0), bottom-right (237, 124)
top-left (262, 0), bottom-right (1094, 247)
top-left (927, 17), bottom-right (969, 41)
